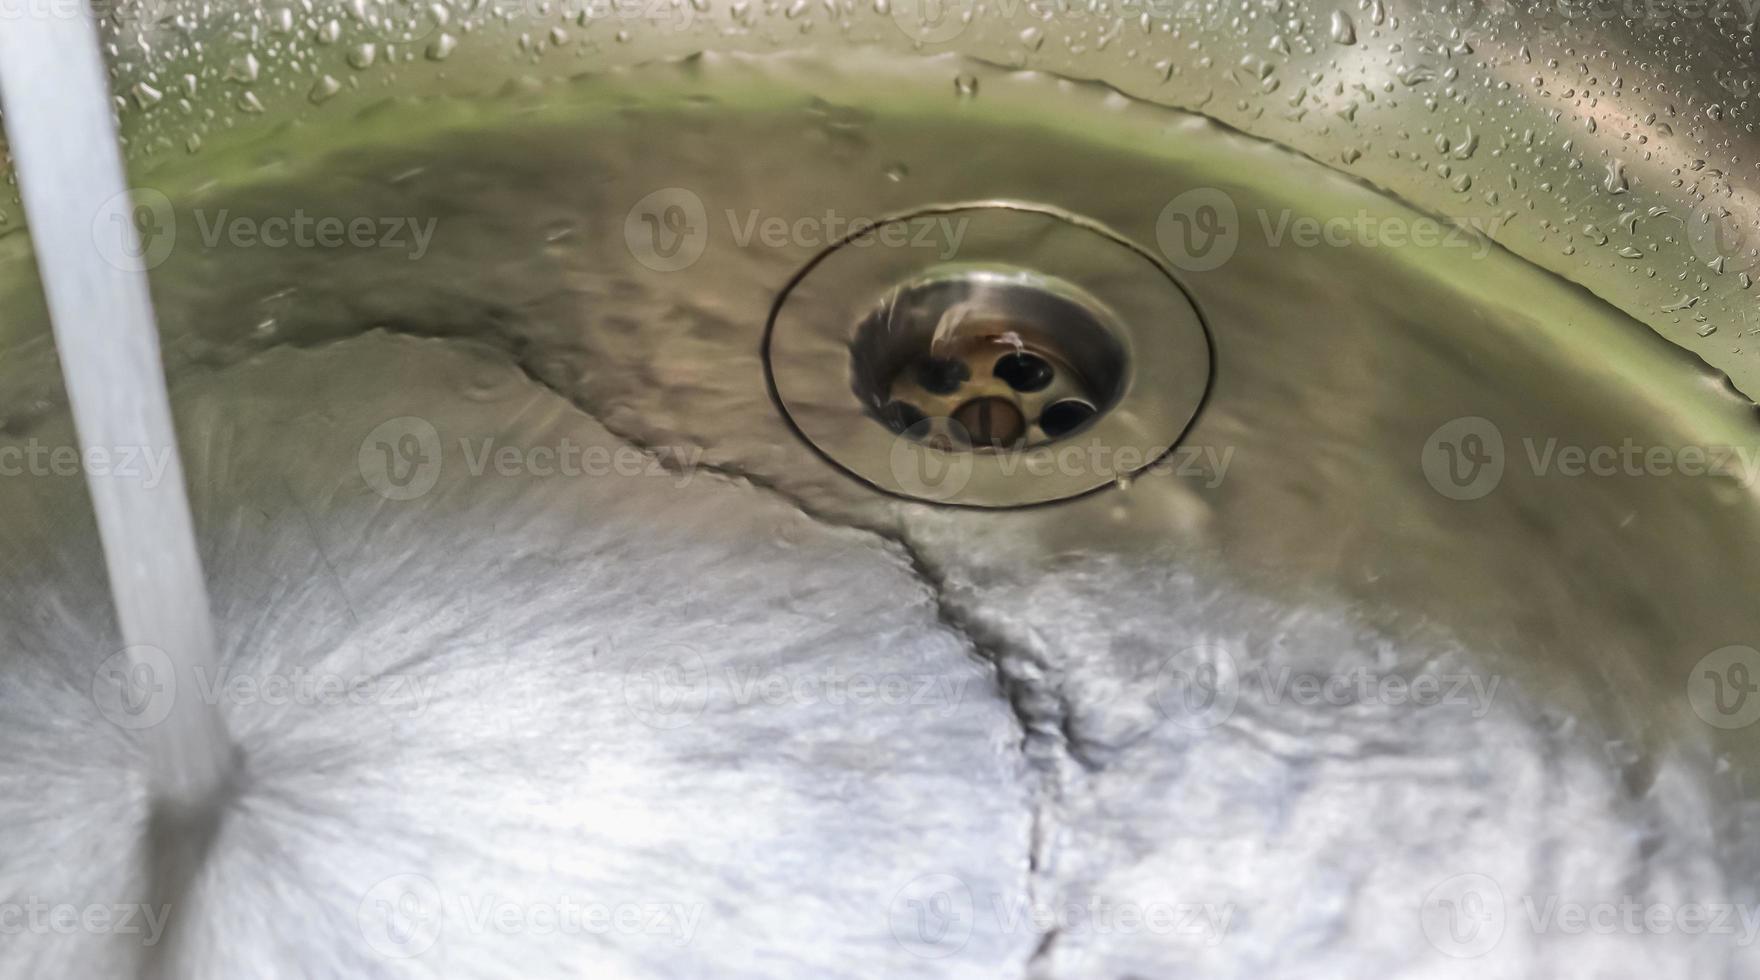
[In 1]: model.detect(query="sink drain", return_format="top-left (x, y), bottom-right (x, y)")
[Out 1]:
top-left (764, 203), bottom-right (1213, 507)
top-left (855, 269), bottom-right (1127, 452)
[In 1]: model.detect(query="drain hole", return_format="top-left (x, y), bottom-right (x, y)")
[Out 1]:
top-left (993, 352), bottom-right (1055, 393)
top-left (913, 357), bottom-right (970, 395)
top-left (849, 268), bottom-right (1128, 453)
top-left (1040, 399), bottom-right (1097, 438)
top-left (952, 397), bottom-right (1026, 449)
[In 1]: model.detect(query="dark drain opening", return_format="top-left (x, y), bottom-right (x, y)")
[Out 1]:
top-left (851, 268), bottom-right (1127, 452)
top-left (993, 352), bottom-right (1055, 393)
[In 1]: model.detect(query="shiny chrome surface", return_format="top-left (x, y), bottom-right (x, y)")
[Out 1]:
top-left (771, 204), bottom-right (1211, 506)
top-left (0, 4), bottom-right (1754, 980)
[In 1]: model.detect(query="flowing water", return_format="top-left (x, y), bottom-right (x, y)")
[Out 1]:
top-left (0, 47), bottom-right (1758, 979)
top-left (0, 11), bottom-right (232, 810)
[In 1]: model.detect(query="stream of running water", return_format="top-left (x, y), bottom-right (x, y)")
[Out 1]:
top-left (0, 4), bottom-right (232, 810)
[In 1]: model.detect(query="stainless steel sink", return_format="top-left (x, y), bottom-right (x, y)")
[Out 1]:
top-left (0, 3), bottom-right (1756, 978)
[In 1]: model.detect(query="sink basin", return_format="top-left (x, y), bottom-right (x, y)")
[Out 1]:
top-left (0, 5), bottom-right (1757, 979)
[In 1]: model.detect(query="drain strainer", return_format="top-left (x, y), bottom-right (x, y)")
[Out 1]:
top-left (764, 203), bottom-right (1212, 507)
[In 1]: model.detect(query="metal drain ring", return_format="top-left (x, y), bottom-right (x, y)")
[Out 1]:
top-left (763, 202), bottom-right (1214, 508)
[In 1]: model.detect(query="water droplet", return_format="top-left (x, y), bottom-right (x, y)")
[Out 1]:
top-left (954, 74), bottom-right (978, 98)
top-left (1329, 9), bottom-right (1356, 44)
top-left (426, 33), bottom-right (457, 60)
top-left (884, 163), bottom-right (908, 182)
top-left (1398, 65), bottom-right (1437, 86)
top-left (309, 74), bottom-right (343, 104)
top-left (1603, 159), bottom-right (1628, 194)
top-left (348, 43), bottom-right (378, 69)
top-left (131, 82), bottom-right (164, 109)
top-left (1019, 27), bottom-right (1044, 51)
top-left (226, 53), bottom-right (261, 83)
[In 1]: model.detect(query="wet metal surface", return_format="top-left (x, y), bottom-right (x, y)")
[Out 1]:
top-left (0, 51), bottom-right (1757, 979)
